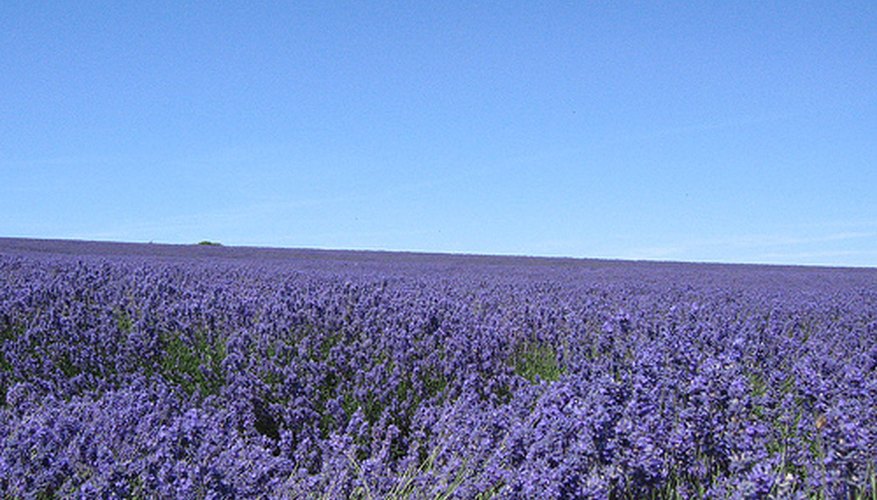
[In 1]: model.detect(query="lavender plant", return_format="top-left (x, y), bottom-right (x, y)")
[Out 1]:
top-left (0, 238), bottom-right (875, 498)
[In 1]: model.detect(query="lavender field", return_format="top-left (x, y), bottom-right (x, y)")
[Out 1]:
top-left (0, 238), bottom-right (875, 498)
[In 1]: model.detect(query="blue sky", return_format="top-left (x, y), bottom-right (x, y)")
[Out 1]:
top-left (2, 2), bottom-right (875, 266)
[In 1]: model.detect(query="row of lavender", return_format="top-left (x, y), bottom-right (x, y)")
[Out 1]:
top-left (1, 239), bottom-right (875, 498)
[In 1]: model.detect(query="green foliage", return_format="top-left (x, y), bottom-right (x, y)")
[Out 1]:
top-left (159, 329), bottom-right (226, 396)
top-left (197, 241), bottom-right (222, 246)
top-left (511, 341), bottom-right (564, 383)
top-left (342, 389), bottom-right (383, 426)
top-left (115, 309), bottom-right (134, 333)
top-left (0, 325), bottom-right (19, 407)
top-left (57, 352), bottom-right (81, 378)
top-left (0, 325), bottom-right (19, 374)
top-left (747, 371), bottom-right (768, 398)
top-left (422, 365), bottom-right (448, 401)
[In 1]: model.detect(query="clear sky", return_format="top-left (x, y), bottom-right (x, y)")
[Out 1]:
top-left (2, 2), bottom-right (875, 267)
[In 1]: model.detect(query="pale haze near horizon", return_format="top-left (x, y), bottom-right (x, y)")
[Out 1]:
top-left (1, 2), bottom-right (875, 267)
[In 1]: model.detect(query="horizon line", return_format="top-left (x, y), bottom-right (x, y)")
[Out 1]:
top-left (1, 235), bottom-right (874, 271)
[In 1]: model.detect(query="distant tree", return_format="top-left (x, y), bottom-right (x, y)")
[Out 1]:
top-left (197, 241), bottom-right (222, 246)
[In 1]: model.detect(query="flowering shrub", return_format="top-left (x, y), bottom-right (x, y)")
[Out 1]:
top-left (0, 239), bottom-right (875, 498)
